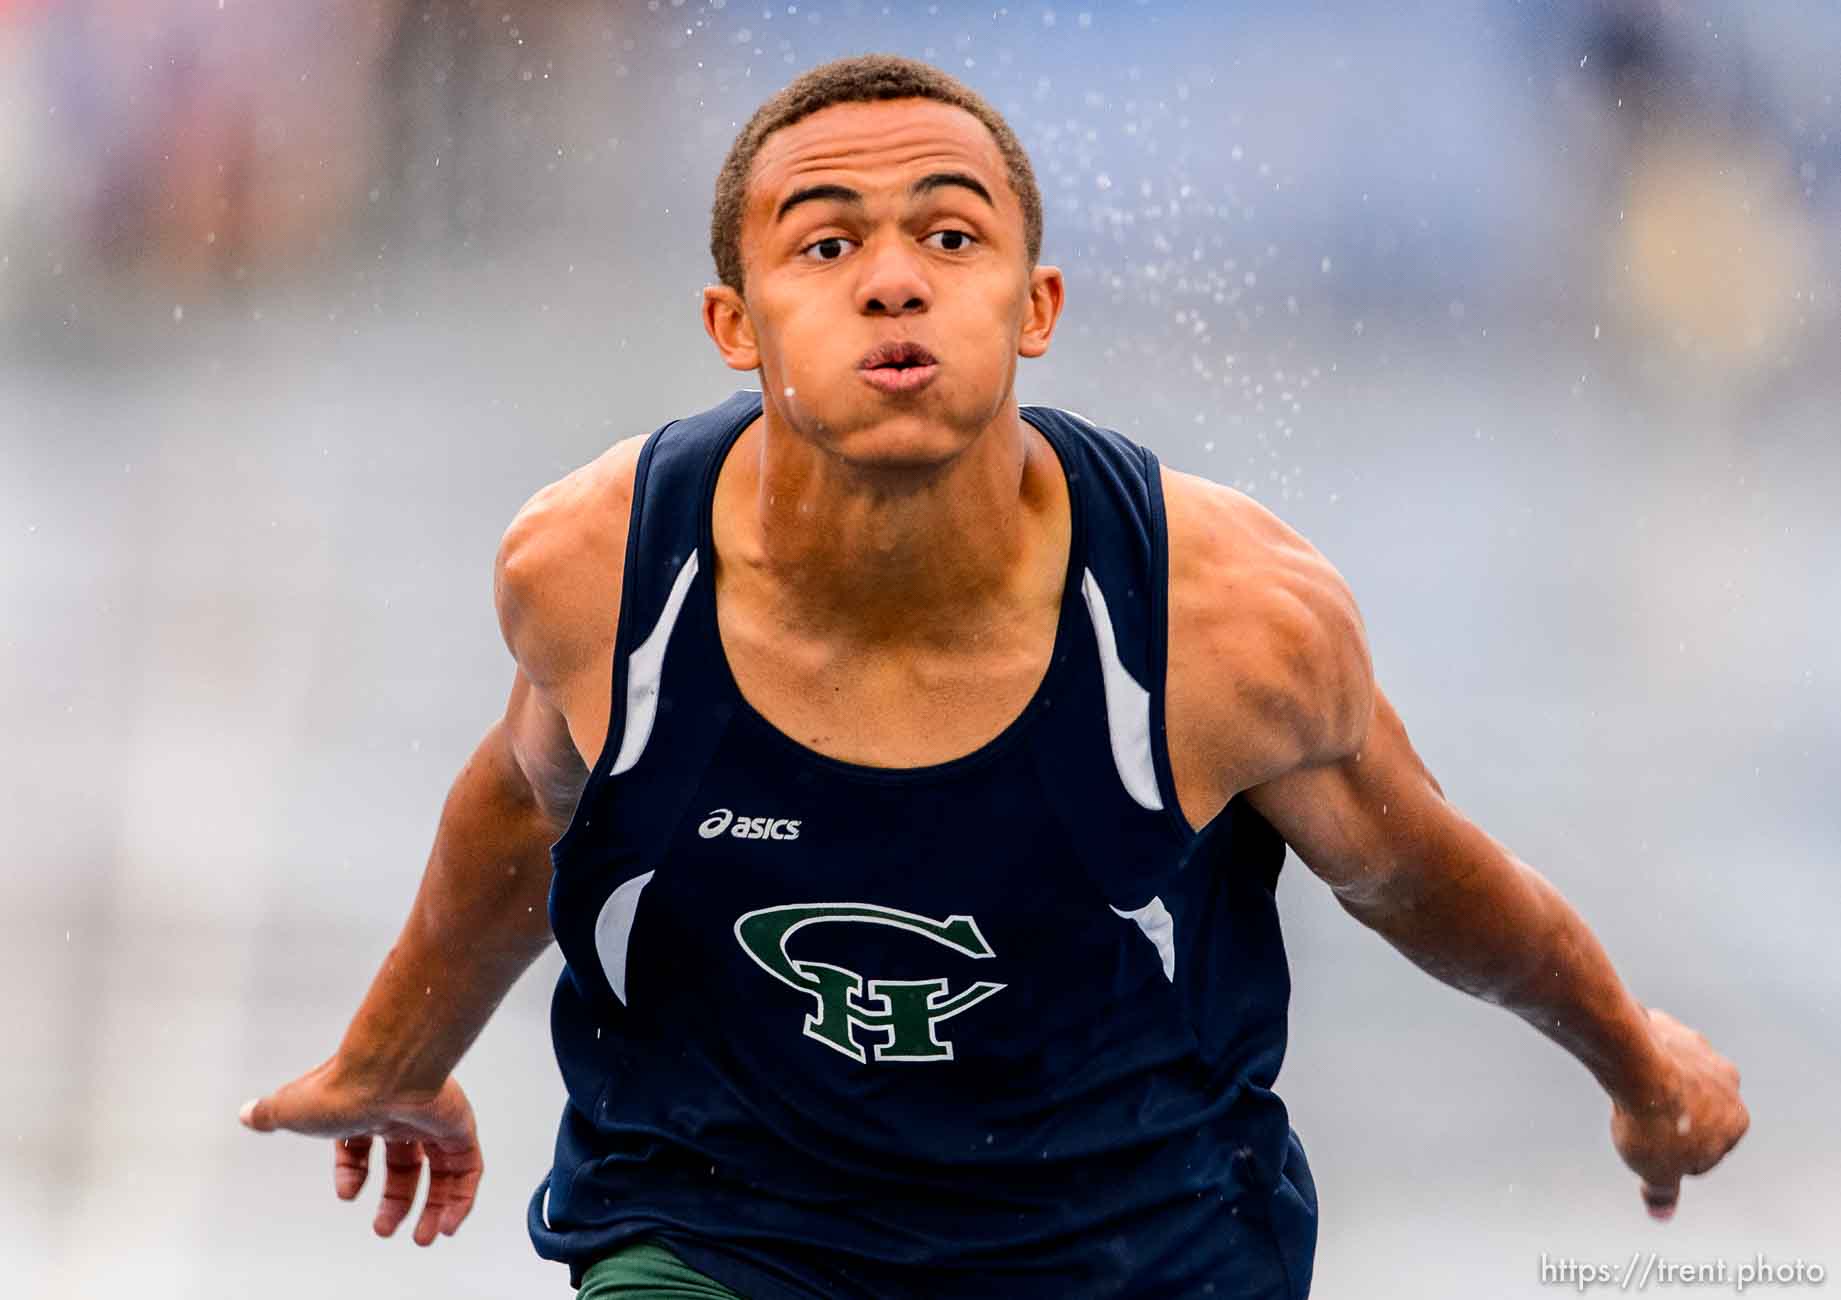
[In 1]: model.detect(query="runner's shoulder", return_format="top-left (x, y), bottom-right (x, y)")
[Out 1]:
top-left (494, 434), bottom-right (648, 689)
top-left (1161, 466), bottom-right (1371, 767)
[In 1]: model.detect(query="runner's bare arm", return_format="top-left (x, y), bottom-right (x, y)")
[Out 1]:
top-left (1165, 472), bottom-right (1746, 1220)
top-left (315, 670), bottom-right (577, 1098)
top-left (235, 660), bottom-right (578, 1244)
top-left (238, 438), bottom-right (642, 1244)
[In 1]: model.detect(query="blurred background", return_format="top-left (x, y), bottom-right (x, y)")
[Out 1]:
top-left (2, 1), bottom-right (1836, 1296)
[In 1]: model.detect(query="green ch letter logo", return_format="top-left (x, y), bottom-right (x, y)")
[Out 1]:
top-left (733, 903), bottom-right (1006, 1063)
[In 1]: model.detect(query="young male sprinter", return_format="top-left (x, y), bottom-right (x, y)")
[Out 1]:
top-left (240, 55), bottom-right (1747, 1299)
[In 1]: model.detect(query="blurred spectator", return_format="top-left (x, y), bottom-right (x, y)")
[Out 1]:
top-left (1568, 1), bottom-right (1823, 393)
top-left (31, 0), bottom-right (395, 295)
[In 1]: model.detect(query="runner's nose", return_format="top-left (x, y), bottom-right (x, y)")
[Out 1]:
top-left (856, 240), bottom-right (930, 317)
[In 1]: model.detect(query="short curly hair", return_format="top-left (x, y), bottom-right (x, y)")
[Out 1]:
top-left (710, 54), bottom-right (1043, 294)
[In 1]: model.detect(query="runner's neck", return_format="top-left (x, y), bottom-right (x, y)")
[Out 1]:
top-left (714, 403), bottom-right (1066, 646)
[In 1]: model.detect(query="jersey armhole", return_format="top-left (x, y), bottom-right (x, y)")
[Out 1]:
top-left (549, 423), bottom-right (671, 861)
top-left (1140, 447), bottom-right (1197, 840)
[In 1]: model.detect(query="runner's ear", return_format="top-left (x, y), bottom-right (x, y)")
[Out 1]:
top-left (703, 285), bottom-right (760, 371)
top-left (1018, 264), bottom-right (1064, 359)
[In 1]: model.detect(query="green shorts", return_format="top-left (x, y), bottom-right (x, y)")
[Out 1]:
top-left (579, 1239), bottom-right (743, 1299)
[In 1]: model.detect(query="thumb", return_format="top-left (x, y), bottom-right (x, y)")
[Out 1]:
top-left (1641, 1180), bottom-right (1679, 1222)
top-left (238, 1069), bottom-right (369, 1138)
top-left (240, 1095), bottom-right (277, 1132)
top-left (241, 1081), bottom-right (321, 1134)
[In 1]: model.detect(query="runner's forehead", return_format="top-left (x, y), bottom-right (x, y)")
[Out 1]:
top-left (746, 99), bottom-right (1013, 217)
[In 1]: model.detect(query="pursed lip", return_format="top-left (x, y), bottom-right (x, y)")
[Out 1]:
top-left (856, 341), bottom-right (940, 394)
top-left (856, 340), bottom-right (940, 371)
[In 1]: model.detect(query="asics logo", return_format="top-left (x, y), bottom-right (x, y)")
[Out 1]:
top-left (698, 808), bottom-right (802, 841)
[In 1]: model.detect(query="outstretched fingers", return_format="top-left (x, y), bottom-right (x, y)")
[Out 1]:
top-left (415, 1141), bottom-right (484, 1245)
top-left (241, 1068), bottom-right (483, 1245)
top-left (373, 1139), bottom-right (425, 1238)
top-left (1641, 1180), bottom-right (1679, 1221)
top-left (334, 1135), bottom-right (373, 1201)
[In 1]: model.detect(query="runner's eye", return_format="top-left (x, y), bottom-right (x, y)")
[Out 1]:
top-left (802, 237), bottom-right (854, 262)
top-left (925, 230), bottom-right (976, 253)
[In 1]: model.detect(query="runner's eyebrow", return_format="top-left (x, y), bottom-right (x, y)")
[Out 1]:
top-left (776, 184), bottom-right (864, 222)
top-left (774, 174), bottom-right (996, 223)
top-left (910, 172), bottom-right (995, 208)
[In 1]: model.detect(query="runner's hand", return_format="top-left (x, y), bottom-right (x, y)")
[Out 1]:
top-left (1609, 1007), bottom-right (1748, 1221)
top-left (240, 1060), bottom-right (484, 1246)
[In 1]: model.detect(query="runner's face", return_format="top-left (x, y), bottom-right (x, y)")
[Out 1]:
top-left (704, 99), bottom-right (1062, 469)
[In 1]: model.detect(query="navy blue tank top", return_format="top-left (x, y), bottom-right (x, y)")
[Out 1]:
top-left (529, 391), bottom-right (1317, 1299)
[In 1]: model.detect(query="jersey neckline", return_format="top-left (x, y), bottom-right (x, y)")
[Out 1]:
top-left (692, 390), bottom-right (1089, 785)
